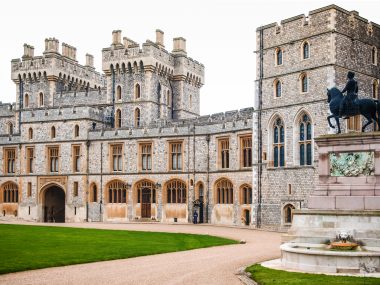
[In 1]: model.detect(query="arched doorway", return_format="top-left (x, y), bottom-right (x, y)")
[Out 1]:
top-left (43, 186), bottom-right (65, 223)
top-left (243, 209), bottom-right (250, 226)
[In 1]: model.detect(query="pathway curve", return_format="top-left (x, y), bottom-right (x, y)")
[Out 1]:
top-left (0, 222), bottom-right (281, 285)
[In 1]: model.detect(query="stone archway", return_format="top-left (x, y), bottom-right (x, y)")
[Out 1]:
top-left (43, 186), bottom-right (65, 223)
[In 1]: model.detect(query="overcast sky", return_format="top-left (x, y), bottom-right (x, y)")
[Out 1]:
top-left (0, 0), bottom-right (377, 115)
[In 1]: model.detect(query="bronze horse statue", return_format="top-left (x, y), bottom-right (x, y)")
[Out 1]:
top-left (327, 87), bottom-right (380, 133)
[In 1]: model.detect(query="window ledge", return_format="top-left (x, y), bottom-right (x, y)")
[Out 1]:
top-left (267, 165), bottom-right (315, 170)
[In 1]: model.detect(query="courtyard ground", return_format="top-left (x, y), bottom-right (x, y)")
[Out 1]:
top-left (0, 221), bottom-right (282, 285)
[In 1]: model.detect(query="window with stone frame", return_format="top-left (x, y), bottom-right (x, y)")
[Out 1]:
top-left (240, 185), bottom-right (252, 204)
top-left (51, 126), bottom-right (56, 139)
top-left (74, 125), bottom-right (79, 137)
top-left (107, 180), bottom-right (127, 203)
top-left (39, 92), bottom-right (44, 107)
top-left (135, 108), bottom-right (141, 127)
top-left (273, 118), bottom-right (285, 167)
top-left (140, 143), bottom-right (152, 171)
top-left (72, 145), bottom-right (81, 172)
top-left (302, 41), bottom-right (310, 59)
top-left (275, 48), bottom-right (283, 65)
top-left (371, 46), bottom-right (378, 65)
top-left (28, 128), bottom-right (33, 140)
top-left (27, 182), bottom-right (32, 197)
top-left (299, 114), bottom-right (312, 166)
top-left (115, 109), bottom-right (122, 128)
top-left (73, 182), bottom-right (78, 197)
top-left (48, 146), bottom-right (59, 173)
top-left (240, 136), bottom-right (252, 168)
top-left (4, 148), bottom-right (16, 174)
top-left (110, 144), bottom-right (123, 172)
top-left (347, 115), bottom-right (361, 132)
top-left (219, 138), bottom-right (230, 169)
top-left (24, 94), bottom-right (29, 108)
top-left (274, 79), bottom-right (282, 97)
top-left (169, 141), bottom-right (183, 171)
top-left (2, 182), bottom-right (18, 203)
top-left (166, 179), bottom-right (186, 203)
top-left (90, 184), bottom-right (97, 202)
top-left (26, 147), bottom-right (34, 174)
top-left (215, 179), bottom-right (234, 204)
top-left (135, 83), bottom-right (141, 99)
top-left (300, 73), bottom-right (308, 93)
top-left (373, 80), bottom-right (379, 99)
top-left (8, 122), bottom-right (13, 135)
top-left (116, 85), bottom-right (122, 100)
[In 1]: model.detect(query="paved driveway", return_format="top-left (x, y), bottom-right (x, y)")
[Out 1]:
top-left (0, 222), bottom-right (281, 285)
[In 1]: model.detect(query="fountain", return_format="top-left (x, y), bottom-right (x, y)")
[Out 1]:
top-left (281, 132), bottom-right (380, 274)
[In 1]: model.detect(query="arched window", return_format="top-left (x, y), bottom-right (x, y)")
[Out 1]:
top-left (2, 182), bottom-right (18, 203)
top-left (90, 184), bottom-right (97, 202)
top-left (273, 118), bottom-right (285, 167)
top-left (240, 185), bottom-right (252, 204)
top-left (166, 179), bottom-right (187, 204)
top-left (116, 85), bottom-right (122, 100)
top-left (107, 180), bottom-right (127, 203)
top-left (39, 92), bottom-right (44, 107)
top-left (28, 128), bottom-right (33, 140)
top-left (299, 114), bottom-right (312, 166)
top-left (284, 204), bottom-right (295, 224)
top-left (51, 126), bottom-right (56, 139)
top-left (300, 73), bottom-right (308, 93)
top-left (371, 46), bottom-right (377, 65)
top-left (8, 123), bottom-right (13, 135)
top-left (24, 94), bottom-right (29, 108)
top-left (74, 125), bottom-right (79, 137)
top-left (302, 42), bottom-right (310, 59)
top-left (115, 109), bottom-right (122, 128)
top-left (215, 179), bottom-right (233, 204)
top-left (195, 182), bottom-right (204, 200)
top-left (275, 48), bottom-right (283, 65)
top-left (373, 80), bottom-right (379, 99)
top-left (135, 108), bottom-right (141, 127)
top-left (167, 90), bottom-right (171, 106)
top-left (135, 83), bottom-right (141, 99)
top-left (135, 180), bottom-right (156, 204)
top-left (274, 80), bottom-right (282, 98)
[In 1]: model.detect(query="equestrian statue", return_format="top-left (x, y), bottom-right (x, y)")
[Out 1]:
top-left (327, 71), bottom-right (380, 133)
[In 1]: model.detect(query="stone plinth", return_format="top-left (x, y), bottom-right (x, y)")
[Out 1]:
top-left (309, 132), bottom-right (380, 210)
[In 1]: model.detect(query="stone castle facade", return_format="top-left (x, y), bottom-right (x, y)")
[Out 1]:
top-left (253, 5), bottom-right (380, 230)
top-left (0, 30), bottom-right (253, 225)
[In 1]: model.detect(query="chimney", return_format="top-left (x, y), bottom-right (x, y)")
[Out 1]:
top-left (156, 29), bottom-right (165, 48)
top-left (112, 30), bottom-right (122, 46)
top-left (62, 43), bottom-right (77, 61)
top-left (85, 53), bottom-right (94, 68)
top-left (44, 38), bottom-right (59, 54)
top-left (23, 44), bottom-right (34, 59)
top-left (172, 37), bottom-right (187, 55)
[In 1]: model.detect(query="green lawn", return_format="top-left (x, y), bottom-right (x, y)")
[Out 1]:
top-left (0, 224), bottom-right (236, 274)
top-left (246, 264), bottom-right (380, 285)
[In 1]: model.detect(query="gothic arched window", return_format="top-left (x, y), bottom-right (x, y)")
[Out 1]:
top-left (371, 46), bottom-right (377, 65)
top-left (273, 118), bottom-right (285, 167)
top-left (276, 48), bottom-right (283, 65)
top-left (115, 109), bottom-right (122, 128)
top-left (116, 85), bottom-right (122, 100)
top-left (284, 204), bottom-right (295, 224)
top-left (301, 73), bottom-right (308, 93)
top-left (135, 108), bottom-right (141, 127)
top-left (299, 114), bottom-right (312, 166)
top-left (274, 80), bottom-right (282, 98)
top-left (135, 83), bottom-right (141, 99)
top-left (302, 42), bottom-right (310, 59)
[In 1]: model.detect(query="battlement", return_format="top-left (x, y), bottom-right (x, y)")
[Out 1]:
top-left (0, 103), bottom-right (15, 117)
top-left (102, 29), bottom-right (204, 85)
top-left (11, 38), bottom-right (105, 89)
top-left (256, 4), bottom-right (380, 50)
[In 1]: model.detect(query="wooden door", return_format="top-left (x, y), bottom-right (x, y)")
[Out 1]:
top-left (141, 188), bottom-right (151, 218)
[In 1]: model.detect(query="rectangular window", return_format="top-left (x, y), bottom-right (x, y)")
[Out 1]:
top-left (4, 148), bottom-right (16, 174)
top-left (169, 142), bottom-right (183, 170)
top-left (219, 139), bottom-right (230, 169)
top-left (110, 144), bottom-right (123, 172)
top-left (73, 182), bottom-right (78, 197)
top-left (140, 143), bottom-right (152, 171)
top-left (241, 136), bottom-right (252, 168)
top-left (27, 182), bottom-right (32, 197)
top-left (72, 145), bottom-right (80, 172)
top-left (48, 147), bottom-right (59, 173)
top-left (26, 147), bottom-right (34, 174)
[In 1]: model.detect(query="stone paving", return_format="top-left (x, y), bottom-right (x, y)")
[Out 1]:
top-left (0, 221), bottom-right (282, 285)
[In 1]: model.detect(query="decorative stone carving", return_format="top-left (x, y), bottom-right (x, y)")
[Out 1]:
top-left (329, 151), bottom-right (374, 176)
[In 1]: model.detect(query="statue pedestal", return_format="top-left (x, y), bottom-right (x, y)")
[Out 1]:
top-left (281, 133), bottom-right (380, 274)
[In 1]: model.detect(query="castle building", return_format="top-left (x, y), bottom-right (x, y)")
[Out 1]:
top-left (253, 5), bottom-right (380, 230)
top-left (0, 30), bottom-right (253, 225)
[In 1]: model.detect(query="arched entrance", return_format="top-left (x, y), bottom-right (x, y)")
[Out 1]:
top-left (244, 209), bottom-right (250, 226)
top-left (43, 186), bottom-right (65, 223)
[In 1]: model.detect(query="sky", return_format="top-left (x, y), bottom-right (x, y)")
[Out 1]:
top-left (0, 0), bottom-right (377, 115)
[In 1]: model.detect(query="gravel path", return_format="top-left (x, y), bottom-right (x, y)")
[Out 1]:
top-left (0, 222), bottom-right (281, 285)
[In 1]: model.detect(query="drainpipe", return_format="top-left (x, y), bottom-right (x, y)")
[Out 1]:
top-left (18, 75), bottom-right (23, 134)
top-left (100, 142), bottom-right (103, 221)
top-left (256, 28), bottom-right (264, 228)
top-left (206, 134), bottom-right (210, 223)
top-left (86, 139), bottom-right (90, 222)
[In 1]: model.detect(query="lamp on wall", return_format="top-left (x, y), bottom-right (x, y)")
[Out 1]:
top-left (155, 182), bottom-right (161, 188)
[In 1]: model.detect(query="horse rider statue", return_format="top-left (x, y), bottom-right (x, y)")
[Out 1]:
top-left (339, 71), bottom-right (359, 119)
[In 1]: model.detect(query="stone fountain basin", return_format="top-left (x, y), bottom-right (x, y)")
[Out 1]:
top-left (281, 242), bottom-right (380, 273)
